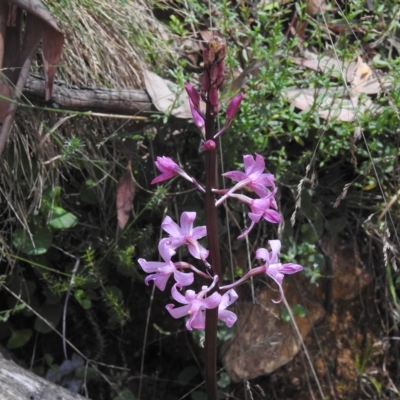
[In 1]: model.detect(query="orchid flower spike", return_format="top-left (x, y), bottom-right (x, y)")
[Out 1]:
top-left (166, 277), bottom-right (221, 330)
top-left (161, 212), bottom-right (210, 266)
top-left (256, 240), bottom-right (303, 303)
top-left (138, 240), bottom-right (194, 291)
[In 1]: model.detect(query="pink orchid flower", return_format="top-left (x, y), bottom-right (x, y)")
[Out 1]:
top-left (151, 156), bottom-right (193, 185)
top-left (138, 241), bottom-right (193, 291)
top-left (218, 289), bottom-right (238, 327)
top-left (166, 283), bottom-right (222, 331)
top-left (256, 240), bottom-right (303, 303)
top-left (229, 192), bottom-right (281, 238)
top-left (161, 212), bottom-right (209, 265)
top-left (216, 154), bottom-right (275, 206)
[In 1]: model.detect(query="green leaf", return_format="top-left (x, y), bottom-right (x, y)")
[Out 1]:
top-left (74, 289), bottom-right (92, 310)
top-left (281, 308), bottom-right (291, 322)
top-left (7, 329), bottom-right (32, 349)
top-left (41, 186), bottom-right (62, 213)
top-left (13, 228), bottom-right (52, 255)
top-left (48, 207), bottom-right (78, 229)
top-left (292, 304), bottom-right (307, 318)
top-left (217, 372), bottom-right (230, 388)
top-left (0, 311), bottom-right (11, 323)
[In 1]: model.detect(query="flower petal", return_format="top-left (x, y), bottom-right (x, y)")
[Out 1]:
top-left (201, 292), bottom-right (222, 309)
top-left (222, 171), bottom-right (247, 182)
top-left (256, 173), bottom-right (275, 187)
top-left (158, 238), bottom-right (177, 261)
top-left (191, 226), bottom-right (207, 240)
top-left (219, 289), bottom-right (238, 310)
top-left (138, 259), bottom-right (163, 273)
top-left (171, 284), bottom-right (189, 304)
top-left (218, 309), bottom-right (237, 327)
top-left (255, 248), bottom-right (270, 262)
top-left (187, 306), bottom-right (206, 330)
top-left (262, 209), bottom-right (281, 224)
top-left (237, 220), bottom-right (256, 239)
top-left (151, 171), bottom-right (176, 184)
top-left (243, 154), bottom-right (256, 175)
top-left (280, 263), bottom-right (303, 274)
top-left (166, 303), bottom-right (191, 319)
top-left (268, 240), bottom-right (281, 264)
top-left (161, 216), bottom-right (182, 237)
top-left (266, 264), bottom-right (285, 303)
top-left (180, 212), bottom-right (196, 235)
top-left (186, 238), bottom-right (209, 261)
top-left (250, 184), bottom-right (270, 198)
top-left (248, 212), bottom-right (263, 223)
top-left (173, 269), bottom-right (194, 287)
top-left (145, 274), bottom-right (170, 291)
top-left (247, 154), bottom-right (265, 180)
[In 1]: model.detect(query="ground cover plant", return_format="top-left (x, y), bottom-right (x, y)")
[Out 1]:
top-left (0, 0), bottom-right (400, 399)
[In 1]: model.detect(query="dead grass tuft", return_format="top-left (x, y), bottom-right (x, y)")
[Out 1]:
top-left (42, 0), bottom-right (178, 88)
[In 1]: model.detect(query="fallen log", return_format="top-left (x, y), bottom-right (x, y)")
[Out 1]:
top-left (0, 349), bottom-right (89, 400)
top-left (23, 74), bottom-right (154, 116)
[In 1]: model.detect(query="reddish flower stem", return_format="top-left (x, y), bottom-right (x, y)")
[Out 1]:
top-left (204, 100), bottom-right (220, 400)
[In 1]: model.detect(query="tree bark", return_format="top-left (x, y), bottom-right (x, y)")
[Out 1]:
top-left (0, 350), bottom-right (89, 400)
top-left (23, 74), bottom-right (154, 116)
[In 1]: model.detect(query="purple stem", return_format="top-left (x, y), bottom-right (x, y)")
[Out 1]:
top-left (204, 99), bottom-right (220, 400)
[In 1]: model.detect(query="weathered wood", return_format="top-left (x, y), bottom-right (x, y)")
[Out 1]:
top-left (23, 74), bottom-right (154, 116)
top-left (0, 351), bottom-right (89, 400)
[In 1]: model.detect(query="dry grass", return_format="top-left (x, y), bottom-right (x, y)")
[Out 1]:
top-left (42, 0), bottom-right (178, 88)
top-left (1, 0), bottom-right (178, 258)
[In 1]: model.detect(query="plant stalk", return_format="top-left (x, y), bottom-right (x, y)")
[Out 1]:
top-left (204, 102), bottom-right (221, 400)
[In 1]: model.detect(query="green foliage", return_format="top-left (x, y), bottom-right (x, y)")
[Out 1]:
top-left (281, 304), bottom-right (307, 322)
top-left (6, 329), bottom-right (32, 349)
top-left (12, 186), bottom-right (78, 256)
top-left (13, 228), bottom-right (53, 256)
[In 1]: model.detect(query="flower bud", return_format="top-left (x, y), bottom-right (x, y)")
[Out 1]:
top-left (209, 63), bottom-right (219, 85)
top-left (184, 83), bottom-right (200, 110)
top-left (208, 37), bottom-right (226, 63)
top-left (226, 93), bottom-right (244, 121)
top-left (201, 140), bottom-right (216, 151)
top-left (203, 48), bottom-right (215, 68)
top-left (215, 42), bottom-right (226, 62)
top-left (209, 84), bottom-right (218, 108)
top-left (188, 99), bottom-right (205, 129)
